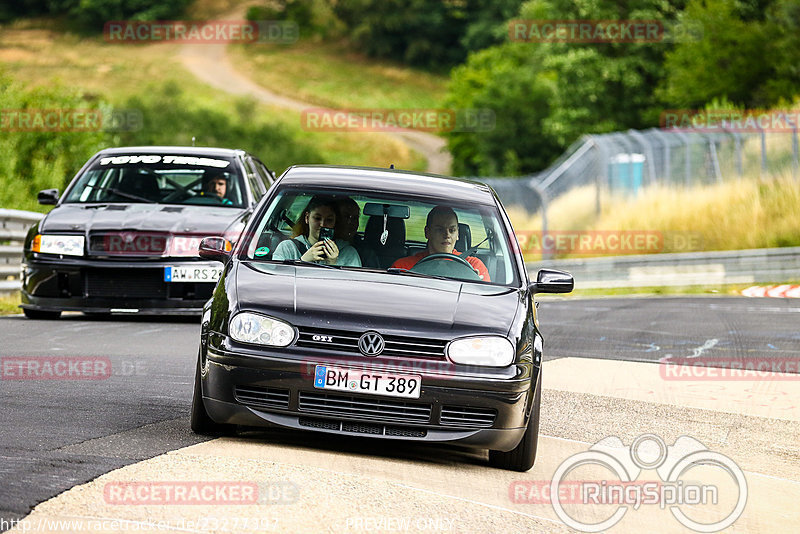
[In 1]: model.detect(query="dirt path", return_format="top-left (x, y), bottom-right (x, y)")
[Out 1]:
top-left (178, 25), bottom-right (452, 174)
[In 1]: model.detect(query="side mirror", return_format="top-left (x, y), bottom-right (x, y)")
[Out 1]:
top-left (529, 269), bottom-right (574, 294)
top-left (198, 236), bottom-right (232, 263)
top-left (38, 189), bottom-right (59, 205)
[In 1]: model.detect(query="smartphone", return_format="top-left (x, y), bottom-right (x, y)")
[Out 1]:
top-left (319, 227), bottom-right (335, 242)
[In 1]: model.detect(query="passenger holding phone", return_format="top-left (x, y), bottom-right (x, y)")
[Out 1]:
top-left (272, 195), bottom-right (362, 266)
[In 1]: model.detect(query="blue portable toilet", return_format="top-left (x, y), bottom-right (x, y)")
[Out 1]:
top-left (608, 153), bottom-right (645, 195)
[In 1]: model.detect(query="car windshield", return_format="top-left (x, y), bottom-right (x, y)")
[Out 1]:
top-left (62, 154), bottom-right (246, 208)
top-left (244, 187), bottom-right (521, 287)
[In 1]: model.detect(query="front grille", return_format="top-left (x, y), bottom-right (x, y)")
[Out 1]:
top-left (385, 427), bottom-right (426, 438)
top-left (342, 421), bottom-right (382, 434)
top-left (299, 417), bottom-right (340, 430)
top-left (296, 328), bottom-right (447, 360)
top-left (89, 232), bottom-right (169, 255)
top-left (298, 391), bottom-right (432, 423)
top-left (234, 386), bottom-right (290, 410)
top-left (85, 268), bottom-right (166, 298)
top-left (299, 416), bottom-right (427, 438)
top-left (440, 406), bottom-right (497, 428)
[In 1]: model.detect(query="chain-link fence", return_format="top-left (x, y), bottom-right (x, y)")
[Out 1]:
top-left (483, 124), bottom-right (800, 224)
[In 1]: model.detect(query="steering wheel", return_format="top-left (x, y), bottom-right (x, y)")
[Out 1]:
top-left (410, 253), bottom-right (481, 280)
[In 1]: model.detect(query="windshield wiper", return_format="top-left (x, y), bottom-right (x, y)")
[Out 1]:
top-left (385, 267), bottom-right (452, 281)
top-left (82, 184), bottom-right (156, 203)
top-left (279, 259), bottom-right (341, 269)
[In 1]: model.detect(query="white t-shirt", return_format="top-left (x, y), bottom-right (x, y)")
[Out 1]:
top-left (272, 235), bottom-right (362, 267)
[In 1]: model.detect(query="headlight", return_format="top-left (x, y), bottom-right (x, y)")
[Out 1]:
top-left (447, 336), bottom-right (515, 367)
top-left (229, 312), bottom-right (295, 347)
top-left (32, 234), bottom-right (84, 256)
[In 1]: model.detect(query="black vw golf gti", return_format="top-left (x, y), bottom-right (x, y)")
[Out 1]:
top-left (191, 165), bottom-right (573, 471)
top-left (20, 146), bottom-right (274, 318)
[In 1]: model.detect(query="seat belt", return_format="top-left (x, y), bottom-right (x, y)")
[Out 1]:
top-left (292, 238), bottom-right (309, 257)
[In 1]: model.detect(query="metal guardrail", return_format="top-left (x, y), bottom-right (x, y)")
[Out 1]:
top-left (527, 246), bottom-right (800, 289)
top-left (0, 209), bottom-right (43, 294)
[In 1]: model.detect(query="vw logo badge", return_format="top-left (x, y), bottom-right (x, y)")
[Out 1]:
top-left (358, 332), bottom-right (385, 357)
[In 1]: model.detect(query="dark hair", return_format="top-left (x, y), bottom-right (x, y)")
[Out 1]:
top-left (425, 205), bottom-right (458, 228)
top-left (292, 195), bottom-right (338, 237)
top-left (334, 197), bottom-right (360, 240)
top-left (202, 170), bottom-right (229, 193)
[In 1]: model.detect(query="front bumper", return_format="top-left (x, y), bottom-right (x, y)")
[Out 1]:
top-left (201, 345), bottom-right (537, 452)
top-left (21, 255), bottom-right (219, 315)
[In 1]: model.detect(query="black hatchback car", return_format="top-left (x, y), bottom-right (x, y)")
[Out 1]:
top-left (20, 146), bottom-right (275, 319)
top-left (191, 165), bottom-right (573, 471)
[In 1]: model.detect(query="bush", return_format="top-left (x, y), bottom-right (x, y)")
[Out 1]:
top-left (115, 82), bottom-right (323, 174)
top-left (1, 0), bottom-right (192, 30)
top-left (332, 0), bottom-right (523, 70)
top-left (0, 74), bottom-right (323, 211)
top-left (0, 73), bottom-right (106, 212)
top-left (247, 0), bottom-right (344, 39)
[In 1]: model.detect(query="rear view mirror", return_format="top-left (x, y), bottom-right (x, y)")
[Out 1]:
top-left (198, 236), bottom-right (232, 263)
top-left (38, 189), bottom-right (59, 205)
top-left (530, 269), bottom-right (574, 294)
top-left (363, 202), bottom-right (410, 219)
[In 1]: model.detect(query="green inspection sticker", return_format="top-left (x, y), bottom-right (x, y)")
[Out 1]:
top-left (254, 246), bottom-right (270, 256)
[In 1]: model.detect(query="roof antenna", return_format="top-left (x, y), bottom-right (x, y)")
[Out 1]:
top-left (192, 136), bottom-right (196, 147)
top-left (389, 164), bottom-right (394, 169)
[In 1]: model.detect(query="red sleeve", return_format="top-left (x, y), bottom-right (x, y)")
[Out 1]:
top-left (467, 256), bottom-right (491, 282)
top-left (390, 255), bottom-right (417, 270)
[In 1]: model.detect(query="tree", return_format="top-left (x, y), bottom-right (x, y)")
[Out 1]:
top-left (446, 0), bottom-right (682, 175)
top-left (333, 0), bottom-right (524, 70)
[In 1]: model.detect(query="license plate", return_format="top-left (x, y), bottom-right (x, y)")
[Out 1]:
top-left (164, 265), bottom-right (222, 282)
top-left (313, 365), bottom-right (422, 399)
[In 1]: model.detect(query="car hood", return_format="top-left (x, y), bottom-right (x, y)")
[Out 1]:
top-left (41, 203), bottom-right (247, 236)
top-left (235, 262), bottom-right (522, 337)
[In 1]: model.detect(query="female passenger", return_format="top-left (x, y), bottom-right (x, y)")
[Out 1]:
top-left (272, 195), bottom-right (361, 266)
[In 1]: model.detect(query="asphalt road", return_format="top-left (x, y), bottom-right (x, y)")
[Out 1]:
top-left (1, 297), bottom-right (798, 529)
top-left (0, 315), bottom-right (209, 525)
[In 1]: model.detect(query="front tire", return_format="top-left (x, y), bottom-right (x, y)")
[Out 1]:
top-left (23, 308), bottom-right (61, 320)
top-left (190, 352), bottom-right (235, 435)
top-left (488, 368), bottom-right (541, 471)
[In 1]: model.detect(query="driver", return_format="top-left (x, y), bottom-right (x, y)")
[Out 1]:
top-left (391, 205), bottom-right (490, 281)
top-left (200, 170), bottom-right (233, 205)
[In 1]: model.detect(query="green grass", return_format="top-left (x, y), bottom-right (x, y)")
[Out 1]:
top-left (228, 39), bottom-right (448, 111)
top-left (0, 25), bottom-right (426, 182)
top-left (0, 292), bottom-right (21, 315)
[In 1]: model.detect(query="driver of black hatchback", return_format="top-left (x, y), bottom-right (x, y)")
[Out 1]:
top-left (390, 205), bottom-right (490, 281)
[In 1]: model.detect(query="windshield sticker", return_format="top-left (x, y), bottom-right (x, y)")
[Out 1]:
top-left (99, 155), bottom-right (231, 168)
top-left (254, 246), bottom-right (271, 256)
